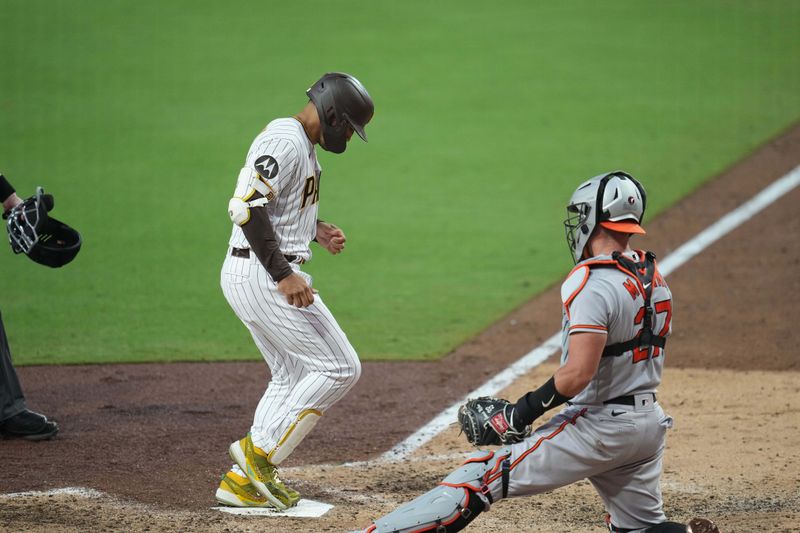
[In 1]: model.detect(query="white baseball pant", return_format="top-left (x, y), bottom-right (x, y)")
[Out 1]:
top-left (220, 249), bottom-right (361, 453)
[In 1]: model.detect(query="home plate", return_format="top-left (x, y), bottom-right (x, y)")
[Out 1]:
top-left (213, 499), bottom-right (333, 517)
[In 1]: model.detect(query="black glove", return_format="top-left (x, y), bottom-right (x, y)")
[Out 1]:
top-left (457, 396), bottom-right (531, 446)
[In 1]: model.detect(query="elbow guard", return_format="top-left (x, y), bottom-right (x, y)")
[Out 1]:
top-left (228, 194), bottom-right (268, 226)
top-left (228, 166), bottom-right (275, 226)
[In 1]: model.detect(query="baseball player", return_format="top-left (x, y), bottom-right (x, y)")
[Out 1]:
top-left (215, 73), bottom-right (374, 509)
top-left (1, 173), bottom-right (81, 440)
top-left (354, 172), bottom-right (718, 533)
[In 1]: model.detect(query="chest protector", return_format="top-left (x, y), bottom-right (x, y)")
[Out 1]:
top-left (588, 251), bottom-right (667, 358)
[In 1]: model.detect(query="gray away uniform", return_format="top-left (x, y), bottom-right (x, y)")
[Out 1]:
top-left (484, 250), bottom-right (674, 531)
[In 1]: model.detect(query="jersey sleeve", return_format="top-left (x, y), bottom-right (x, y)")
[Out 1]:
top-left (248, 136), bottom-right (300, 196)
top-left (0, 174), bottom-right (16, 203)
top-left (563, 274), bottom-right (615, 335)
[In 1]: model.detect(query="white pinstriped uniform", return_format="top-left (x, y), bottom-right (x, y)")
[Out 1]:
top-left (228, 118), bottom-right (322, 261)
top-left (221, 118), bottom-right (361, 455)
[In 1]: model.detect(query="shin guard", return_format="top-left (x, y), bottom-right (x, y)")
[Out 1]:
top-left (365, 450), bottom-right (502, 533)
top-left (268, 409), bottom-right (322, 465)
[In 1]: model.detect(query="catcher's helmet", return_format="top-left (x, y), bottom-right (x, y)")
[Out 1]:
top-left (307, 72), bottom-right (374, 154)
top-left (564, 171), bottom-right (647, 263)
top-left (5, 187), bottom-right (82, 268)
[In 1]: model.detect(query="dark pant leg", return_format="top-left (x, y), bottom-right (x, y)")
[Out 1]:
top-left (0, 311), bottom-right (27, 422)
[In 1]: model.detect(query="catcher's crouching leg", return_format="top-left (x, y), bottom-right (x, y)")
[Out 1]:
top-left (358, 450), bottom-right (508, 533)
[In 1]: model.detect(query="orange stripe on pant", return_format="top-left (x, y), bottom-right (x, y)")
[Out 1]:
top-left (485, 408), bottom-right (587, 485)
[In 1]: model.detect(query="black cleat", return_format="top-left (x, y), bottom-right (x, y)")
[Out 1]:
top-left (0, 409), bottom-right (59, 441)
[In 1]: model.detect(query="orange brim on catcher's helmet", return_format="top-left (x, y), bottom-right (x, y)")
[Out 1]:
top-left (599, 220), bottom-right (646, 235)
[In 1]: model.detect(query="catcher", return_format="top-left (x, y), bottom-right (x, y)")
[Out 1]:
top-left (355, 172), bottom-right (718, 533)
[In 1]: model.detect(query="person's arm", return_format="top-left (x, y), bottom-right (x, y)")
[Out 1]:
top-left (554, 332), bottom-right (606, 396)
top-left (239, 191), bottom-right (293, 282)
top-left (513, 268), bottom-right (614, 428)
top-left (238, 191), bottom-right (315, 309)
top-left (0, 174), bottom-right (22, 211)
top-left (513, 333), bottom-right (605, 427)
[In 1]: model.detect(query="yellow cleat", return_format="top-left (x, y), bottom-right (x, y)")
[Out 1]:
top-left (228, 433), bottom-right (300, 510)
top-left (215, 470), bottom-right (269, 507)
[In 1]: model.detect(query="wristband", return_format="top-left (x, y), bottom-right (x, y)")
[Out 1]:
top-left (514, 376), bottom-right (572, 427)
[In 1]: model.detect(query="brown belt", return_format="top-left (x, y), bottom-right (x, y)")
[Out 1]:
top-left (230, 247), bottom-right (305, 264)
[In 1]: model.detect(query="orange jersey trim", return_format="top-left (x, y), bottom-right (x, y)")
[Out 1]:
top-left (568, 324), bottom-right (608, 332)
top-left (563, 265), bottom-right (591, 311)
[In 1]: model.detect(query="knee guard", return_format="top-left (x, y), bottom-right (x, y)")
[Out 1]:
top-left (367, 450), bottom-right (510, 533)
top-left (267, 409), bottom-right (322, 465)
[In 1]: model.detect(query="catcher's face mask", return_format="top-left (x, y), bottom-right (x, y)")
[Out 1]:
top-left (5, 187), bottom-right (81, 268)
top-left (6, 187), bottom-right (50, 254)
top-left (564, 199), bottom-right (592, 263)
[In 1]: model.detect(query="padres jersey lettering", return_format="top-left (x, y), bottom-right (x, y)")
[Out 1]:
top-left (228, 118), bottom-right (321, 262)
top-left (300, 175), bottom-right (320, 209)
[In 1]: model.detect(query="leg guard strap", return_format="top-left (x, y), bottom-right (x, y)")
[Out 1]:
top-left (501, 458), bottom-right (510, 499)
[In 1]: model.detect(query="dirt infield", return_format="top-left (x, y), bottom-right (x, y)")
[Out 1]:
top-left (2, 124), bottom-right (799, 532)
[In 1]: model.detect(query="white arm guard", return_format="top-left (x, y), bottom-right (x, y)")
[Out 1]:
top-left (228, 167), bottom-right (274, 226)
top-left (228, 195), bottom-right (269, 226)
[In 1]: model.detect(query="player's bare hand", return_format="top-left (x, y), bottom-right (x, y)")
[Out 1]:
top-left (316, 221), bottom-right (346, 255)
top-left (277, 273), bottom-right (315, 308)
top-left (2, 193), bottom-right (23, 212)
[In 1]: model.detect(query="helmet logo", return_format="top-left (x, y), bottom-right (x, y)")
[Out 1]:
top-left (628, 196), bottom-right (636, 205)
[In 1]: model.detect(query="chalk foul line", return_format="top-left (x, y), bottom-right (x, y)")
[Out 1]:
top-left (382, 165), bottom-right (800, 461)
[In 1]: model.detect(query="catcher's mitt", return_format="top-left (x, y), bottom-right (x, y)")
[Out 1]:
top-left (458, 397), bottom-right (531, 446)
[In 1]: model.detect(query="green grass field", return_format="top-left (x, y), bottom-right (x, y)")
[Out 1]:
top-left (1, 1), bottom-right (799, 364)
